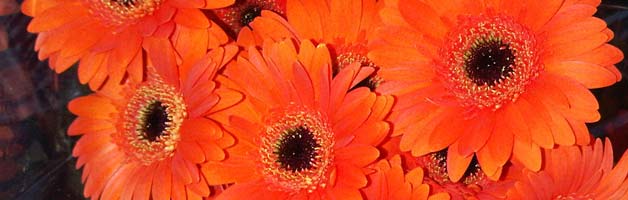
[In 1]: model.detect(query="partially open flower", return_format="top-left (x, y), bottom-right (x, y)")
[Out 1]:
top-left (362, 155), bottom-right (450, 200)
top-left (209, 0), bottom-right (286, 38)
top-left (234, 0), bottom-right (384, 91)
top-left (506, 138), bottom-right (628, 199)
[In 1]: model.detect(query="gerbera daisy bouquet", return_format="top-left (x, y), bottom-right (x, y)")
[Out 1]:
top-left (8, 0), bottom-right (628, 199)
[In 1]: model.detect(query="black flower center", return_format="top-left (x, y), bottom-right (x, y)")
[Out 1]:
top-left (462, 156), bottom-right (481, 183)
top-left (464, 39), bottom-right (515, 86)
top-left (111, 0), bottom-right (137, 7)
top-left (274, 126), bottom-right (320, 172)
top-left (428, 149), bottom-right (484, 184)
top-left (240, 6), bottom-right (262, 27)
top-left (142, 101), bottom-right (170, 142)
top-left (351, 76), bottom-right (381, 92)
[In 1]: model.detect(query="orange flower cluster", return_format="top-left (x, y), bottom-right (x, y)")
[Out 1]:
top-left (22, 0), bottom-right (626, 199)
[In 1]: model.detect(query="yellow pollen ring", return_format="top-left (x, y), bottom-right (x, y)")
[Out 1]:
top-left (85, 0), bottom-right (163, 27)
top-left (335, 43), bottom-right (383, 89)
top-left (260, 105), bottom-right (334, 193)
top-left (440, 14), bottom-right (541, 111)
top-left (117, 77), bottom-right (186, 165)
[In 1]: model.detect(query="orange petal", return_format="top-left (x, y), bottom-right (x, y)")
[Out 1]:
top-left (575, 44), bottom-right (624, 73)
top-left (546, 73), bottom-right (600, 122)
top-left (545, 31), bottom-right (608, 62)
top-left (68, 95), bottom-right (116, 119)
top-left (336, 144), bottom-right (379, 166)
top-left (215, 179), bottom-right (289, 200)
top-left (151, 162), bottom-right (173, 200)
top-left (328, 184), bottom-right (363, 199)
top-left (127, 49), bottom-right (145, 83)
top-left (286, 0), bottom-right (326, 40)
top-left (327, 0), bottom-right (364, 41)
top-left (100, 163), bottom-right (136, 200)
top-left (27, 3), bottom-right (87, 32)
top-left (187, 175), bottom-right (210, 197)
top-left (120, 167), bottom-right (142, 200)
top-left (143, 37), bottom-right (179, 84)
top-left (336, 164), bottom-right (368, 188)
top-left (174, 8), bottom-right (209, 28)
top-left (67, 117), bottom-right (114, 136)
top-left (518, 0), bottom-right (563, 31)
top-left (398, 0), bottom-right (448, 40)
top-left (168, 0), bottom-right (204, 8)
top-left (132, 165), bottom-right (156, 200)
top-left (179, 141), bottom-right (206, 163)
top-left (173, 26), bottom-right (209, 77)
top-left (208, 21), bottom-right (229, 47)
top-left (88, 57), bottom-right (110, 90)
top-left (447, 143), bottom-right (473, 182)
top-left (546, 61), bottom-right (618, 89)
top-left (207, 87), bottom-right (244, 115)
top-left (22, 0), bottom-right (59, 16)
top-left (566, 118), bottom-right (591, 145)
top-left (83, 152), bottom-right (124, 198)
top-left (203, 0), bottom-right (234, 9)
top-left (543, 17), bottom-right (606, 48)
top-left (59, 22), bottom-right (105, 58)
top-left (512, 140), bottom-right (542, 172)
top-left (429, 112), bottom-right (465, 152)
top-left (172, 154), bottom-right (193, 184)
top-left (515, 97), bottom-right (553, 148)
top-left (78, 52), bottom-right (105, 84)
top-left (181, 118), bottom-right (222, 141)
top-left (200, 142), bottom-right (226, 161)
top-left (171, 170), bottom-right (186, 200)
top-left (249, 11), bottom-right (299, 43)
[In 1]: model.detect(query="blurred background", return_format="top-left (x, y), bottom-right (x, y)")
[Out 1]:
top-left (0, 0), bottom-right (626, 199)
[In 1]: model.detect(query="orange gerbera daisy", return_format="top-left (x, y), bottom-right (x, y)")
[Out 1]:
top-left (237, 0), bottom-right (383, 90)
top-left (506, 138), bottom-right (628, 199)
top-left (67, 46), bottom-right (242, 200)
top-left (370, 0), bottom-right (623, 180)
top-left (201, 39), bottom-right (393, 199)
top-left (22, 0), bottom-right (233, 90)
top-left (208, 0), bottom-right (286, 38)
top-left (361, 155), bottom-right (450, 200)
top-left (404, 150), bottom-right (513, 200)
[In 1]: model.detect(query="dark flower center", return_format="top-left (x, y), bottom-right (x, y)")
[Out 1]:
top-left (118, 78), bottom-right (186, 165)
top-left (240, 6), bottom-right (262, 27)
top-left (464, 38), bottom-right (515, 86)
top-left (427, 149), bottom-right (485, 185)
top-left (142, 101), bottom-right (170, 142)
top-left (351, 75), bottom-right (382, 92)
top-left (90, 0), bottom-right (162, 27)
top-left (274, 126), bottom-right (320, 172)
top-left (111, 0), bottom-right (137, 7)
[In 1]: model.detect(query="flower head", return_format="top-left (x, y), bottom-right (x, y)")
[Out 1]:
top-left (202, 39), bottom-right (393, 199)
top-left (235, 0), bottom-right (384, 91)
top-left (370, 0), bottom-right (623, 180)
top-left (209, 0), bottom-right (286, 38)
top-left (405, 149), bottom-right (513, 199)
top-left (67, 46), bottom-right (242, 199)
top-left (506, 138), bottom-right (628, 199)
top-left (361, 155), bottom-right (450, 200)
top-left (22, 0), bottom-right (233, 89)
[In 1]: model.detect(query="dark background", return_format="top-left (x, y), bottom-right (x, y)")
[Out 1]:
top-left (0, 0), bottom-right (626, 199)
